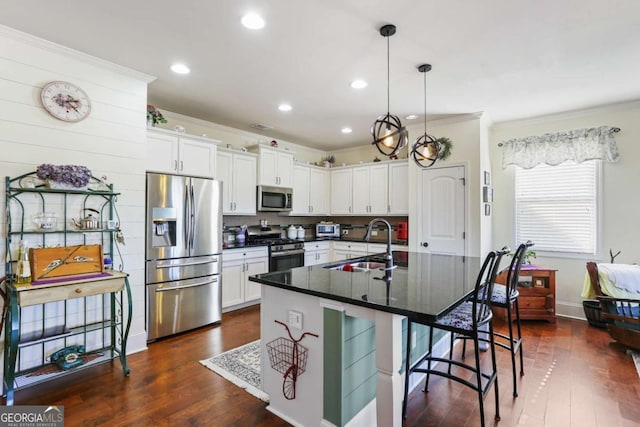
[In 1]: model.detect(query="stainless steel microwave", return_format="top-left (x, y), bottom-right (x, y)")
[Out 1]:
top-left (257, 185), bottom-right (292, 212)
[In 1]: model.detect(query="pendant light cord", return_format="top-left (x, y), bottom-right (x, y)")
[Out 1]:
top-left (387, 35), bottom-right (390, 116)
top-left (423, 69), bottom-right (427, 134)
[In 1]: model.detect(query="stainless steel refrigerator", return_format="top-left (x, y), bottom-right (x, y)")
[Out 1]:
top-left (145, 172), bottom-right (223, 341)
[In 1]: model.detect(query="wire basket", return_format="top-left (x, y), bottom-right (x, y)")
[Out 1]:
top-left (266, 337), bottom-right (310, 376)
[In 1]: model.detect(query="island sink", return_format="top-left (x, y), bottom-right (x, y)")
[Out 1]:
top-left (325, 261), bottom-right (388, 272)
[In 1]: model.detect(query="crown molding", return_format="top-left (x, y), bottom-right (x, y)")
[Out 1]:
top-left (0, 24), bottom-right (156, 83)
top-left (162, 109), bottom-right (327, 155)
top-left (492, 99), bottom-right (640, 130)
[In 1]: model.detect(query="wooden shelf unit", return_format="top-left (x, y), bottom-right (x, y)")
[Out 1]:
top-left (495, 265), bottom-right (556, 322)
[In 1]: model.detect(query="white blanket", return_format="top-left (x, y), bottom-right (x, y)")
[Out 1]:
top-left (598, 263), bottom-right (640, 294)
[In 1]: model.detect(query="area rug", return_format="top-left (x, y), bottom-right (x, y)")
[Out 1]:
top-left (200, 340), bottom-right (269, 402)
top-left (631, 350), bottom-right (640, 381)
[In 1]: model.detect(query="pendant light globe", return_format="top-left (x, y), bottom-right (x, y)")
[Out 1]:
top-left (371, 24), bottom-right (407, 157)
top-left (411, 64), bottom-right (441, 168)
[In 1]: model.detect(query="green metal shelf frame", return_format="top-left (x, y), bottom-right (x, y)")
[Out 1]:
top-left (3, 172), bottom-right (132, 406)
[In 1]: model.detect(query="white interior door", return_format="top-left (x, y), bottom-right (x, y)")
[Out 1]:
top-left (419, 165), bottom-right (466, 255)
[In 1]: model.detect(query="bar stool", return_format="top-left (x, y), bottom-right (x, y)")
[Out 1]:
top-left (489, 240), bottom-right (534, 397)
top-left (402, 248), bottom-right (508, 427)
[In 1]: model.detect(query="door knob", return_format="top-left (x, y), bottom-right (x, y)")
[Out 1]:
top-left (422, 242), bottom-right (429, 247)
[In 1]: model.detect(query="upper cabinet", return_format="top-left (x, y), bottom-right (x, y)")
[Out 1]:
top-left (330, 168), bottom-right (353, 215)
top-left (352, 163), bottom-right (388, 215)
top-left (388, 161), bottom-right (409, 215)
top-left (147, 128), bottom-right (218, 178)
top-left (217, 149), bottom-right (257, 215)
top-left (249, 145), bottom-right (294, 188)
top-left (331, 163), bottom-right (394, 216)
top-left (291, 164), bottom-right (329, 216)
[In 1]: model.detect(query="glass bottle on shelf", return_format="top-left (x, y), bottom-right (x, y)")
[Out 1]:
top-left (16, 241), bottom-right (31, 284)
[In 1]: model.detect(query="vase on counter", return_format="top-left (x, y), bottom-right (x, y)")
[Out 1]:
top-left (147, 118), bottom-right (154, 128)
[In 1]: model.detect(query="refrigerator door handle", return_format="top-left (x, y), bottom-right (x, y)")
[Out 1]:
top-left (184, 183), bottom-right (191, 249)
top-left (155, 257), bottom-right (219, 269)
top-left (190, 183), bottom-right (196, 250)
top-left (154, 276), bottom-right (218, 291)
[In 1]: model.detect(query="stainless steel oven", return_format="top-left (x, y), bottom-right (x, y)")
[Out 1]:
top-left (270, 242), bottom-right (305, 272)
top-left (245, 225), bottom-right (304, 272)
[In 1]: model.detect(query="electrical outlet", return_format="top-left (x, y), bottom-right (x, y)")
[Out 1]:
top-left (288, 310), bottom-right (303, 329)
top-left (227, 235), bottom-right (235, 241)
top-left (342, 230), bottom-right (349, 235)
top-left (371, 230), bottom-right (378, 236)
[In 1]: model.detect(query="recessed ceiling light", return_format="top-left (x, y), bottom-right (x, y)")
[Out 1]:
top-left (350, 80), bottom-right (368, 89)
top-left (341, 127), bottom-right (353, 134)
top-left (278, 103), bottom-right (292, 112)
top-left (241, 12), bottom-right (265, 30)
top-left (170, 63), bottom-right (190, 74)
top-left (405, 114), bottom-right (419, 120)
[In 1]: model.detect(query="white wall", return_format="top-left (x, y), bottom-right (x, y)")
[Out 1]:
top-left (490, 101), bottom-right (640, 318)
top-left (0, 25), bottom-right (153, 365)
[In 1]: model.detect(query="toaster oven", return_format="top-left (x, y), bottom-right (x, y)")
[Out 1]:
top-left (316, 222), bottom-right (340, 238)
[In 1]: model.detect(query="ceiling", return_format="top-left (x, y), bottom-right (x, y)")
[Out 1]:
top-left (3, 1), bottom-right (640, 151)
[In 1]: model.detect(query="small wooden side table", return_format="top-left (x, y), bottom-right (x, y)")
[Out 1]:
top-left (495, 265), bottom-right (557, 322)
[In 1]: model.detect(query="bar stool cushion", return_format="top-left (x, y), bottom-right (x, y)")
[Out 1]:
top-left (438, 302), bottom-right (474, 331)
top-left (490, 284), bottom-right (519, 304)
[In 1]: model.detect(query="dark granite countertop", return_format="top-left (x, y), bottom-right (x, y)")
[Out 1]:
top-left (249, 251), bottom-right (482, 323)
top-left (223, 237), bottom-right (409, 250)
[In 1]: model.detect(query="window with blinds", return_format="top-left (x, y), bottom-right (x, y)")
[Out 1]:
top-left (515, 161), bottom-right (600, 254)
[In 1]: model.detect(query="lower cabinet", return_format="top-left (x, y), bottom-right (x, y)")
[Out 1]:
top-left (332, 241), bottom-right (368, 261)
top-left (304, 241), bottom-right (330, 266)
top-left (222, 247), bottom-right (268, 311)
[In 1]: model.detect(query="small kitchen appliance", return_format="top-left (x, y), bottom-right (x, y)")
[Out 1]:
top-left (316, 222), bottom-right (340, 238)
top-left (397, 221), bottom-right (408, 240)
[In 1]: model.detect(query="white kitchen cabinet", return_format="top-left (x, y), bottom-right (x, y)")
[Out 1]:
top-left (217, 149), bottom-right (257, 215)
top-left (331, 241), bottom-right (368, 261)
top-left (304, 241), bottom-right (330, 266)
top-left (222, 246), bottom-right (268, 311)
top-left (331, 163), bottom-right (388, 215)
top-left (291, 164), bottom-right (329, 215)
top-left (330, 168), bottom-right (353, 215)
top-left (352, 163), bottom-right (388, 215)
top-left (388, 161), bottom-right (409, 215)
top-left (250, 145), bottom-right (294, 188)
top-left (366, 243), bottom-right (407, 255)
top-left (147, 128), bottom-right (218, 178)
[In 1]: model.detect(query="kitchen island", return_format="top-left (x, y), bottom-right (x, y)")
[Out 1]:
top-left (249, 251), bottom-right (481, 427)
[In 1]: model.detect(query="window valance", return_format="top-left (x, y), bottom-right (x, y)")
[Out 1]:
top-left (501, 126), bottom-right (620, 169)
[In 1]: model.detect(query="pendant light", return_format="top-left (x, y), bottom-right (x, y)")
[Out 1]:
top-left (411, 64), bottom-right (440, 168)
top-left (371, 24), bottom-right (408, 157)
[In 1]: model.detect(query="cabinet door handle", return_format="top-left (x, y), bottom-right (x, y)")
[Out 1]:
top-left (174, 160), bottom-right (178, 171)
top-left (180, 160), bottom-right (184, 171)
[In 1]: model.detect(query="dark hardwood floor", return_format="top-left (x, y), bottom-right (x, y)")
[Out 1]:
top-left (7, 306), bottom-right (640, 426)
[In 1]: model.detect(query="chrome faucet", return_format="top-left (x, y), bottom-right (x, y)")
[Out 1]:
top-left (364, 218), bottom-right (395, 271)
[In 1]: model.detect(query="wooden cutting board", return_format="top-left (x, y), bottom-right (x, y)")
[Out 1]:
top-left (30, 244), bottom-right (103, 281)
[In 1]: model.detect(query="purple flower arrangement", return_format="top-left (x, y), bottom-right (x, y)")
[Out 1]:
top-left (36, 164), bottom-right (92, 188)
